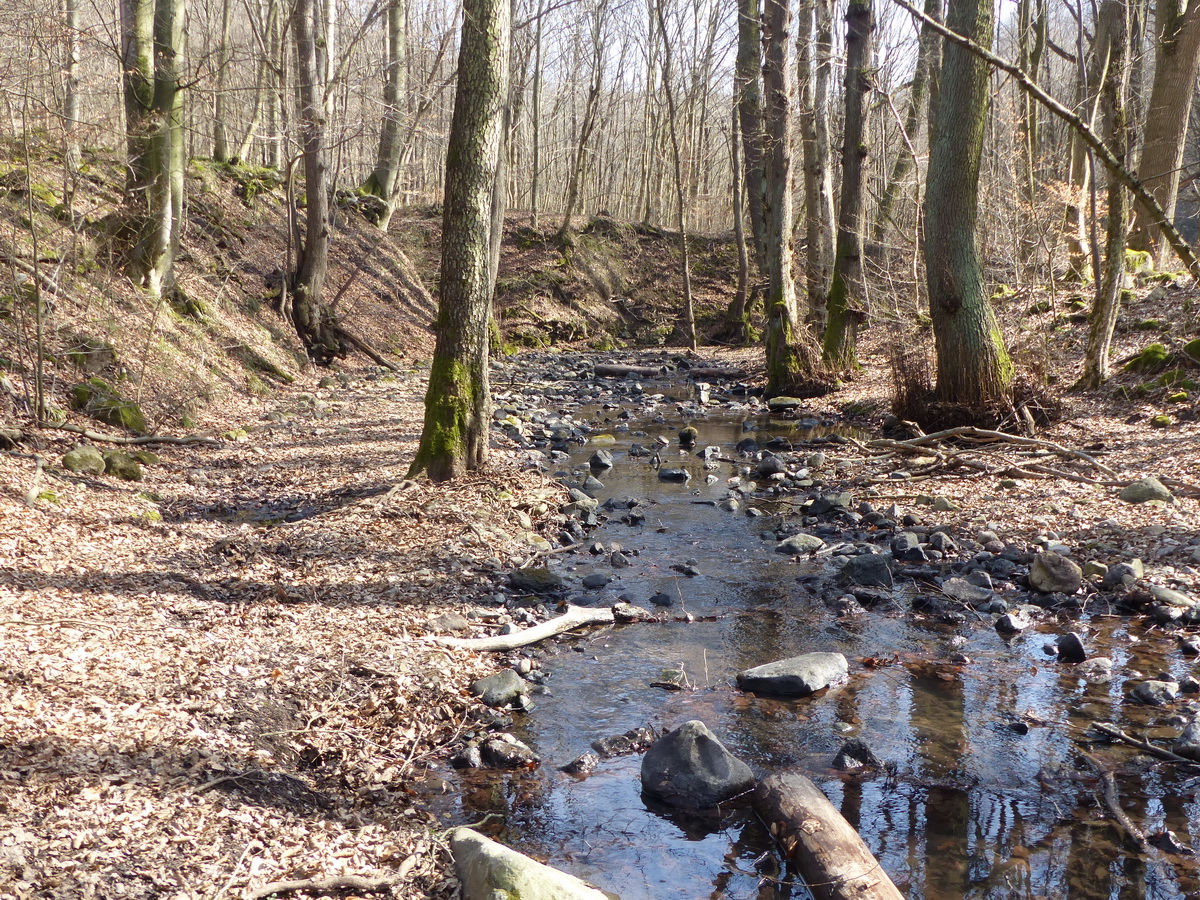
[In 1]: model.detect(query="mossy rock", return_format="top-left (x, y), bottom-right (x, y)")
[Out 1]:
top-left (70, 378), bottom-right (147, 433)
top-left (1150, 414), bottom-right (1173, 428)
top-left (1068, 298), bottom-right (1088, 311)
top-left (1167, 391), bottom-right (1190, 403)
top-left (1125, 249), bottom-right (1154, 274)
top-left (1184, 339), bottom-right (1200, 364)
top-left (103, 450), bottom-right (143, 481)
top-left (1124, 343), bottom-right (1171, 374)
top-left (66, 334), bottom-right (118, 373)
top-left (1135, 318), bottom-right (1167, 331)
top-left (1027, 299), bottom-right (1052, 315)
top-left (991, 284), bottom-right (1018, 303)
top-left (62, 444), bottom-right (105, 475)
top-left (1159, 369), bottom-right (1193, 387)
top-left (130, 449), bottom-right (160, 466)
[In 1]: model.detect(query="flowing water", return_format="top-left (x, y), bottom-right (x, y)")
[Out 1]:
top-left (442, 403), bottom-right (1200, 899)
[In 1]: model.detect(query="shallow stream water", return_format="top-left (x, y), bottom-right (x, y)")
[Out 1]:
top-left (444, 399), bottom-right (1200, 899)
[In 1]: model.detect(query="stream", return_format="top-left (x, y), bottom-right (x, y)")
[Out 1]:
top-left (441, 389), bottom-right (1200, 899)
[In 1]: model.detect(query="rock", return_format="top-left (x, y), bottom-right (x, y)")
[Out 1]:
top-left (1055, 632), bottom-right (1088, 663)
top-left (832, 739), bottom-right (881, 771)
top-left (451, 827), bottom-right (610, 900)
top-left (1175, 716), bottom-right (1200, 762)
top-left (737, 652), bottom-right (848, 696)
top-left (588, 449), bottom-right (614, 470)
top-left (996, 609), bottom-right (1034, 633)
top-left (892, 532), bottom-right (927, 562)
top-left (767, 396), bottom-right (804, 413)
top-left (1131, 680), bottom-right (1179, 706)
top-left (581, 475), bottom-right (605, 496)
top-left (932, 496), bottom-right (960, 512)
top-left (102, 450), bottom-right (143, 482)
top-left (470, 669), bottom-right (528, 708)
top-left (1029, 552), bottom-right (1083, 594)
top-left (613, 602), bottom-right (656, 623)
top-left (679, 426), bottom-right (699, 447)
top-left (640, 720), bottom-right (755, 809)
top-left (940, 577), bottom-right (993, 606)
top-left (509, 567), bottom-right (564, 593)
top-left (928, 531), bottom-right (958, 553)
top-left (841, 554), bottom-right (894, 589)
top-left (1077, 657), bottom-right (1113, 682)
top-left (718, 497), bottom-right (741, 512)
top-left (1103, 560), bottom-right (1144, 588)
top-left (62, 444), bottom-right (105, 475)
top-left (658, 468), bottom-right (691, 483)
top-left (427, 613), bottom-right (471, 632)
top-left (757, 454), bottom-right (787, 477)
top-left (1119, 476), bottom-right (1174, 504)
top-left (581, 573), bottom-right (609, 590)
top-left (130, 449), bottom-right (159, 467)
top-left (649, 591), bottom-right (673, 607)
top-left (481, 734), bottom-right (539, 767)
top-left (775, 533), bottom-right (826, 555)
top-left (592, 725), bottom-right (657, 757)
top-left (560, 752), bottom-right (600, 776)
top-left (1082, 560), bottom-right (1109, 579)
top-left (1149, 584), bottom-right (1198, 608)
top-left (805, 451), bottom-right (826, 469)
top-left (610, 550), bottom-right (631, 568)
top-left (69, 378), bottom-right (147, 433)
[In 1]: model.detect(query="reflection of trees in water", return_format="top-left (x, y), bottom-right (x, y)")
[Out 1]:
top-left (458, 769), bottom-right (553, 848)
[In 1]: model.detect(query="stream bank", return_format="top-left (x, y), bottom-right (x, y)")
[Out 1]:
top-left (438, 351), bottom-right (1200, 899)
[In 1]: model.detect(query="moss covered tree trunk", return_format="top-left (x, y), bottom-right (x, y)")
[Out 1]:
top-left (822, 0), bottom-right (872, 369)
top-left (797, 0), bottom-right (836, 326)
top-left (362, 0), bottom-right (408, 214)
top-left (119, 0), bottom-right (185, 299)
top-left (290, 0), bottom-right (346, 364)
top-left (1080, 0), bottom-right (1132, 389)
top-left (761, 0), bottom-right (827, 398)
top-left (410, 0), bottom-right (510, 482)
top-left (923, 0), bottom-right (1012, 408)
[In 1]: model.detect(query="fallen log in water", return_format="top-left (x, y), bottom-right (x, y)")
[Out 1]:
top-left (754, 772), bottom-right (904, 900)
top-left (591, 362), bottom-right (746, 380)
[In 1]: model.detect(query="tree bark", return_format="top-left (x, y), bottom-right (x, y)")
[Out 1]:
top-left (1128, 2), bottom-right (1200, 268)
top-left (753, 773), bottom-right (905, 900)
top-left (735, 0), bottom-right (767, 268)
top-left (212, 0), bottom-right (234, 162)
top-left (362, 0), bottom-right (408, 208)
top-left (1080, 0), bottom-right (1132, 389)
top-left (557, 0), bottom-right (609, 244)
top-left (64, 0), bottom-right (82, 174)
top-left (119, 0), bottom-right (186, 299)
top-left (721, 102), bottom-right (755, 342)
top-left (923, 0), bottom-right (1013, 409)
top-left (797, 0), bottom-right (836, 326)
top-left (529, 0), bottom-right (544, 227)
top-left (822, 0), bottom-right (872, 369)
top-left (409, 0), bottom-right (510, 481)
top-left (761, 0), bottom-right (828, 399)
top-left (871, 0), bottom-right (939, 247)
top-left (290, 0), bottom-right (345, 364)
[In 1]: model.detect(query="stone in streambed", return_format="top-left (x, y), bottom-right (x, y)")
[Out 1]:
top-left (1029, 551), bottom-right (1082, 594)
top-left (737, 652), bottom-right (848, 696)
top-left (775, 533), bottom-right (826, 555)
top-left (1055, 632), bottom-right (1088, 663)
top-left (451, 827), bottom-right (611, 900)
top-left (588, 449), bottom-right (614, 470)
top-left (658, 467), bottom-right (691, 483)
top-left (940, 577), bottom-right (993, 606)
top-left (470, 669), bottom-right (528, 709)
top-left (841, 554), bottom-right (894, 589)
top-left (1131, 680), bottom-right (1179, 706)
top-left (480, 734), bottom-right (539, 767)
top-left (509, 567), bottom-right (563, 593)
top-left (833, 738), bottom-right (882, 770)
top-left (640, 720), bottom-right (755, 809)
top-left (1174, 715), bottom-right (1200, 761)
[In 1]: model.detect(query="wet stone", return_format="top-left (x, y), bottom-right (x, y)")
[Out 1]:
top-left (1055, 633), bottom-right (1088, 663)
top-left (581, 573), bottom-right (609, 589)
top-left (941, 577), bottom-right (993, 607)
top-left (509, 567), bottom-right (564, 593)
top-left (996, 609), bottom-right (1034, 633)
top-left (737, 652), bottom-right (848, 697)
top-left (640, 721), bottom-right (755, 809)
top-left (658, 468), bottom-right (691, 483)
top-left (649, 591), bottom-right (673, 607)
top-left (1131, 680), bottom-right (1179, 706)
top-left (1077, 657), bottom-right (1113, 682)
top-left (589, 449), bottom-right (614, 470)
top-left (841, 553), bottom-right (894, 589)
top-left (776, 533), bottom-right (826, 555)
top-left (560, 752), bottom-right (600, 776)
top-left (481, 734), bottom-right (539, 768)
top-left (892, 532), bottom-right (927, 562)
top-left (1029, 552), bottom-right (1083, 594)
top-left (593, 725), bottom-right (658, 758)
top-left (470, 669), bottom-right (528, 709)
top-left (833, 738), bottom-right (882, 771)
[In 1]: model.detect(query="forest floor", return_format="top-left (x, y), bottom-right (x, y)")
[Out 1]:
top-left (1, 152), bottom-right (1199, 898)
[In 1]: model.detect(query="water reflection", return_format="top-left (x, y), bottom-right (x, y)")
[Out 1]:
top-left (444, 405), bottom-right (1200, 899)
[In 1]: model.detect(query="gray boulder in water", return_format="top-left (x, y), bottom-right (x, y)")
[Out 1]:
top-left (736, 652), bottom-right (848, 696)
top-left (640, 720), bottom-right (755, 809)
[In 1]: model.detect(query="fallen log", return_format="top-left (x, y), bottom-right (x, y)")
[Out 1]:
top-left (247, 875), bottom-right (392, 900)
top-left (753, 772), bottom-right (904, 900)
top-left (433, 604), bottom-right (616, 652)
top-left (592, 363), bottom-right (670, 378)
top-left (682, 366), bottom-right (747, 379)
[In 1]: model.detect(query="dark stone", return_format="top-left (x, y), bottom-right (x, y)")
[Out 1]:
top-left (470, 669), bottom-right (528, 708)
top-left (1055, 632), bottom-right (1088, 663)
top-left (892, 532), bottom-right (927, 562)
top-left (649, 591), bottom-right (673, 607)
top-left (841, 554), bottom-right (894, 589)
top-left (1131, 680), bottom-right (1179, 706)
top-left (833, 739), bottom-right (882, 770)
top-left (1029, 552), bottom-right (1083, 594)
top-left (757, 454), bottom-right (787, 477)
top-left (735, 438), bottom-right (759, 455)
top-left (658, 468), bottom-right (691, 483)
top-left (581, 573), bottom-right (609, 589)
top-left (592, 725), bottom-right (658, 758)
top-left (560, 752), bottom-right (600, 776)
top-left (640, 721), bottom-right (755, 809)
top-left (589, 449), bottom-right (614, 469)
top-left (509, 567), bottom-right (564, 593)
top-left (480, 734), bottom-right (539, 768)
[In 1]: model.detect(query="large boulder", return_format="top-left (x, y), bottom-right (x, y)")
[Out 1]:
top-left (640, 720), bottom-right (755, 809)
top-left (1028, 552), bottom-right (1082, 594)
top-left (62, 444), bottom-right (105, 475)
top-left (470, 669), bottom-right (528, 709)
top-left (450, 828), bottom-right (611, 900)
top-left (737, 652), bottom-right (848, 697)
top-left (69, 378), bottom-right (147, 433)
top-left (1119, 476), bottom-right (1173, 504)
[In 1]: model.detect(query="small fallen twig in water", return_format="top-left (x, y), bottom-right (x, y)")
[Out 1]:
top-left (1080, 751), bottom-right (1156, 858)
top-left (246, 875), bottom-right (394, 899)
top-left (1091, 721), bottom-right (1200, 766)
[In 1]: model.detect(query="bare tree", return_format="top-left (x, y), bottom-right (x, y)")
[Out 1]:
top-left (796, 0), bottom-right (835, 323)
top-left (362, 0), bottom-right (408, 209)
top-left (557, 0), bottom-right (609, 244)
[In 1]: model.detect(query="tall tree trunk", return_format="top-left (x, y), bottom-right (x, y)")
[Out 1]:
top-left (410, 0), bottom-right (510, 481)
top-left (871, 0), bottom-right (939, 246)
top-left (822, 0), bottom-right (872, 369)
top-left (1080, 0), bottom-right (1132, 388)
top-left (797, 0), bottom-right (835, 325)
top-left (529, 0), bottom-right (544, 227)
top-left (722, 102), bottom-right (755, 342)
top-left (924, 0), bottom-right (1012, 409)
top-left (362, 0), bottom-right (408, 212)
top-left (120, 0), bottom-right (186, 299)
top-left (267, 0), bottom-right (283, 168)
top-left (64, 0), bottom-right (82, 174)
top-left (557, 0), bottom-right (608, 244)
top-left (654, 0), bottom-right (696, 349)
top-left (1128, 2), bottom-right (1200, 268)
top-left (290, 0), bottom-right (345, 364)
top-left (762, 0), bottom-right (828, 398)
top-left (735, 0), bottom-right (767, 268)
top-left (212, 0), bottom-right (234, 162)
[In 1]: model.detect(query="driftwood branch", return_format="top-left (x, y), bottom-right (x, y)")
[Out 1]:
top-left (867, 426), bottom-right (1116, 476)
top-left (891, 0), bottom-right (1200, 282)
top-left (1081, 751), bottom-right (1156, 858)
top-left (1092, 721), bottom-right (1199, 765)
top-left (753, 772), bottom-right (904, 900)
top-left (331, 325), bottom-right (401, 372)
top-left (246, 875), bottom-right (393, 900)
top-left (52, 422), bottom-right (222, 447)
top-left (434, 604), bottom-right (616, 651)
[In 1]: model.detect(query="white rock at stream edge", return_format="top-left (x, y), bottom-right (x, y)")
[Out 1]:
top-left (451, 827), bottom-right (613, 900)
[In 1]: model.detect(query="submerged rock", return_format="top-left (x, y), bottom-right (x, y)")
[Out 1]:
top-left (657, 467), bottom-right (691, 483)
top-left (1131, 680), bottom-right (1179, 706)
top-left (451, 827), bottom-right (611, 900)
top-left (640, 720), bottom-right (755, 809)
top-left (833, 738), bottom-right (882, 770)
top-left (737, 652), bottom-right (848, 696)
